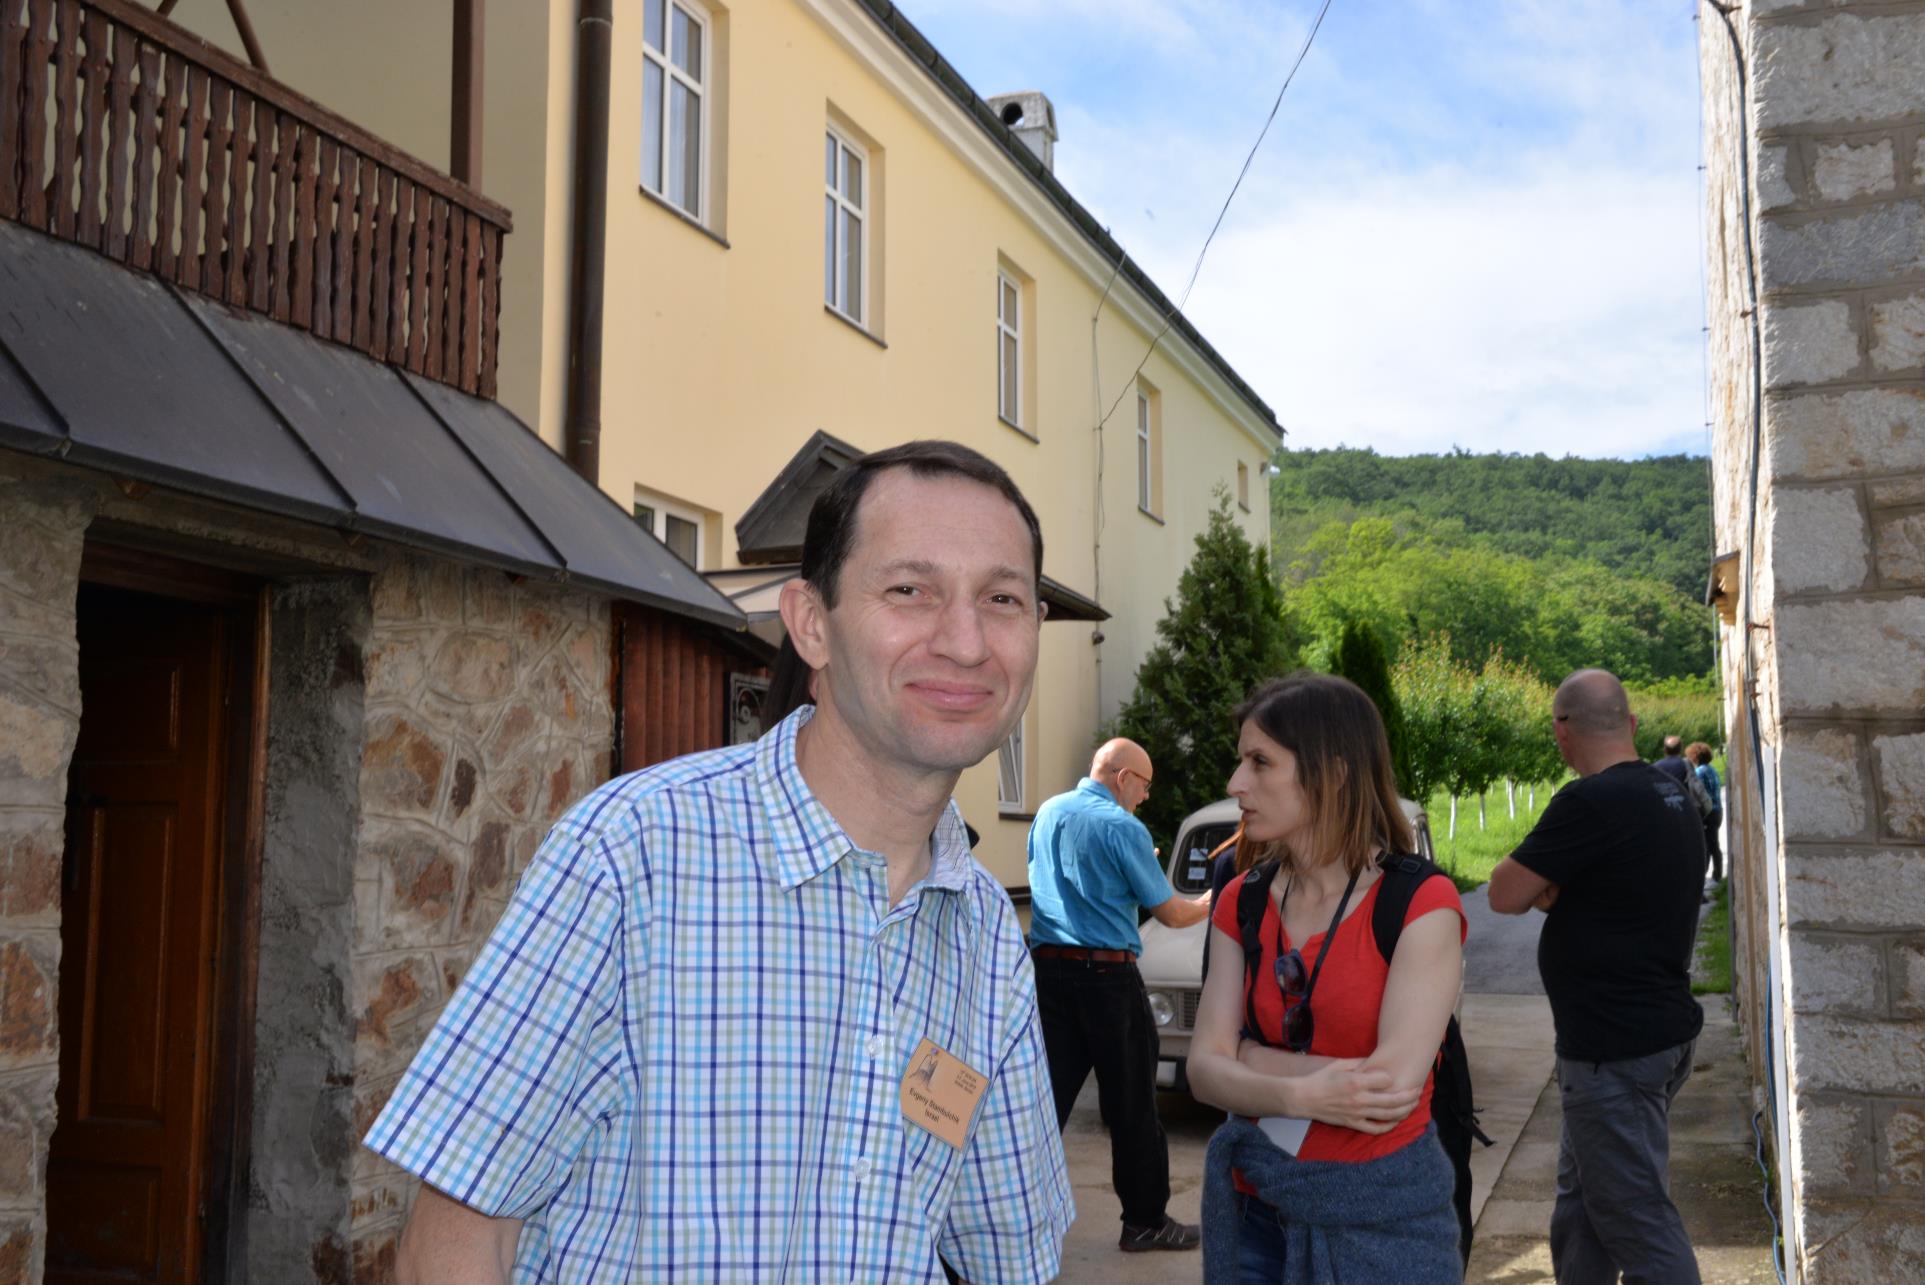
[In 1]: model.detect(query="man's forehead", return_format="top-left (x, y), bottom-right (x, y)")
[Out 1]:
top-left (848, 471), bottom-right (1035, 568)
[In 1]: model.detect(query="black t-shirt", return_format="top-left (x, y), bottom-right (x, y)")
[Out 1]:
top-left (1512, 761), bottom-right (1705, 1063)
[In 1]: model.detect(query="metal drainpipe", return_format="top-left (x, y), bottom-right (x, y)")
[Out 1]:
top-left (564, 0), bottom-right (612, 484)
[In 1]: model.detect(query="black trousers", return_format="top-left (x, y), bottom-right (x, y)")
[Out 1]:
top-left (1033, 954), bottom-right (1170, 1226)
top-left (1703, 807), bottom-right (1723, 882)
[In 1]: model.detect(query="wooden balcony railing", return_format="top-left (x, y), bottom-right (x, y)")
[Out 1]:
top-left (0, 0), bottom-right (511, 397)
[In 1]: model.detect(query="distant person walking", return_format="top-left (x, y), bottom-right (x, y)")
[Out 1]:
top-left (1687, 742), bottom-right (1723, 886)
top-left (1028, 739), bottom-right (1213, 1253)
top-left (1490, 669), bottom-right (1705, 1285)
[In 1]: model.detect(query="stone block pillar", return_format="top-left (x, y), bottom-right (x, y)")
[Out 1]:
top-left (0, 475), bottom-right (94, 1281)
top-left (1706, 2), bottom-right (1925, 1277)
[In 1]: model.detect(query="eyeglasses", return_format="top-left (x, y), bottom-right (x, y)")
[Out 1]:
top-left (1274, 948), bottom-right (1314, 1052)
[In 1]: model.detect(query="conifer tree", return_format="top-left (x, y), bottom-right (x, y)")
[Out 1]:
top-left (1113, 493), bottom-right (1297, 847)
top-left (1328, 619), bottom-right (1412, 797)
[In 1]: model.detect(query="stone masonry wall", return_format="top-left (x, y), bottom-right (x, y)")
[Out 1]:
top-left (1707, 3), bottom-right (1925, 1278)
top-left (0, 472), bottom-right (93, 1285)
top-left (346, 553), bottom-right (614, 1279)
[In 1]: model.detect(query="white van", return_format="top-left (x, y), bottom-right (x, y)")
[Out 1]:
top-left (1138, 797), bottom-right (1436, 1092)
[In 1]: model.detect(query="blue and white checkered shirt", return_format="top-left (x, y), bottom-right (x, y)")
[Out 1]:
top-left (364, 707), bottom-right (1072, 1282)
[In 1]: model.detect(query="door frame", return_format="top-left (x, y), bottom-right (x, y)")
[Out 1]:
top-left (74, 542), bottom-right (268, 1283)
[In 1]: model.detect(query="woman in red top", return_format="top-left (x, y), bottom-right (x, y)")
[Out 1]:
top-left (1189, 674), bottom-right (1466, 1283)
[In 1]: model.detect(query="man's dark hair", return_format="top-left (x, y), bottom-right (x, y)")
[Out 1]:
top-left (801, 439), bottom-right (1043, 607)
top-left (763, 440), bottom-right (1043, 732)
top-left (1662, 735), bottom-right (1683, 756)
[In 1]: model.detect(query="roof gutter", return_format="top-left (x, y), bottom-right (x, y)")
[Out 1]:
top-left (563, 0), bottom-right (612, 483)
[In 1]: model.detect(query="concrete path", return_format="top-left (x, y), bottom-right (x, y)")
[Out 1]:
top-left (1467, 999), bottom-right (1778, 1283)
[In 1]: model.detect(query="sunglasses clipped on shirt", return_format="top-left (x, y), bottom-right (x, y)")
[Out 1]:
top-left (1270, 867), bottom-right (1362, 1054)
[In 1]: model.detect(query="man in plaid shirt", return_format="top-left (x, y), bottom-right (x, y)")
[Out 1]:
top-left (366, 440), bottom-right (1072, 1282)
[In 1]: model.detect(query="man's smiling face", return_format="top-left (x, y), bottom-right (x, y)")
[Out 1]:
top-left (804, 468), bottom-right (1042, 778)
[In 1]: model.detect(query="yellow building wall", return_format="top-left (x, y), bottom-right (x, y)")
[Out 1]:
top-left (162, 0), bottom-right (1278, 886)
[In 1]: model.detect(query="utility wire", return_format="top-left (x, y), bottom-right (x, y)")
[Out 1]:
top-left (1093, 0), bottom-right (1336, 431)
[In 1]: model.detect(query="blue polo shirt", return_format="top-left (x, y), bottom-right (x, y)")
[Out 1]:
top-left (1027, 777), bottom-right (1176, 955)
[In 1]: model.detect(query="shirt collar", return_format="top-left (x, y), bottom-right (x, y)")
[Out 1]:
top-left (1077, 776), bottom-right (1120, 806)
top-left (754, 705), bottom-right (975, 894)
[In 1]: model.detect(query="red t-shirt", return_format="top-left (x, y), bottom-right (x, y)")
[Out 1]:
top-left (1211, 867), bottom-right (1466, 1164)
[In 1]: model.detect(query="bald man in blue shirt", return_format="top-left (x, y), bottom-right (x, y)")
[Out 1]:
top-left (1028, 738), bottom-right (1212, 1253)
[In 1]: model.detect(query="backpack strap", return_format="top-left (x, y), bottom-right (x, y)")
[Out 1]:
top-left (1370, 852), bottom-right (1436, 964)
top-left (1236, 861), bottom-right (1281, 1043)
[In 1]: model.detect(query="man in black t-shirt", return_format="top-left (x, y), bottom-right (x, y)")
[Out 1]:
top-left (1490, 669), bottom-right (1704, 1285)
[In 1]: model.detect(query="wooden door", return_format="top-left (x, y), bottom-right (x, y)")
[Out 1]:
top-left (48, 586), bottom-right (231, 1285)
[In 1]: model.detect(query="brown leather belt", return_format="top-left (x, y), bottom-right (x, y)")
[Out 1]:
top-left (1031, 944), bottom-right (1136, 964)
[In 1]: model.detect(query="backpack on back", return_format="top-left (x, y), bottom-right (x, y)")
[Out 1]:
top-left (1234, 855), bottom-right (1491, 1267)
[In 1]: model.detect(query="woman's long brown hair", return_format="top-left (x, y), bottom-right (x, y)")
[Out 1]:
top-left (1234, 672), bottom-right (1413, 879)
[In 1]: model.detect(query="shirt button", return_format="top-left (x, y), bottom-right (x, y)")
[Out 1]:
top-left (865, 1034), bottom-right (887, 1059)
top-left (851, 1157), bottom-right (873, 1181)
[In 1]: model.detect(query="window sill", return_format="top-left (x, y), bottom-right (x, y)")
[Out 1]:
top-left (825, 305), bottom-right (887, 349)
top-left (999, 810), bottom-right (1036, 823)
top-left (638, 185), bottom-right (730, 249)
top-left (1138, 505), bottom-right (1165, 526)
top-left (999, 416), bottom-right (1038, 444)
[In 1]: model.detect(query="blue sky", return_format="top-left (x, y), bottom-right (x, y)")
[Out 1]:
top-left (906, 1), bottom-right (1707, 459)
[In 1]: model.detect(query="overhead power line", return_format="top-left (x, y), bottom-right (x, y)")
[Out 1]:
top-left (1093, 0), bottom-right (1337, 432)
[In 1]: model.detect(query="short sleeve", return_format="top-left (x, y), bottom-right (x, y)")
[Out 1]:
top-left (1211, 871), bottom-right (1250, 938)
top-left (363, 819), bottom-right (636, 1219)
top-left (1406, 873), bottom-right (1467, 944)
top-left (1115, 815), bottom-right (1176, 910)
top-left (1508, 787), bottom-right (1604, 888)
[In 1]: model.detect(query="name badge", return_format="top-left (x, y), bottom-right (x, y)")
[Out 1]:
top-left (899, 1037), bottom-right (988, 1150)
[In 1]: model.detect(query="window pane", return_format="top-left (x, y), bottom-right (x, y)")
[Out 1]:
top-left (633, 503), bottom-right (656, 529)
top-left (842, 211), bottom-right (862, 323)
top-left (1002, 334), bottom-right (1019, 421)
top-left (1138, 394), bottom-right (1149, 436)
top-left (1139, 435), bottom-right (1152, 508)
top-left (825, 133), bottom-right (837, 187)
top-left (842, 149), bottom-right (862, 207)
top-left (665, 514), bottom-right (698, 566)
top-left (672, 5), bottom-right (702, 80)
top-left (825, 195), bottom-right (837, 306)
top-left (644, 0), bottom-right (665, 50)
top-left (1002, 280), bottom-right (1018, 326)
top-left (998, 732), bottom-right (1022, 804)
top-left (642, 58), bottom-right (664, 191)
top-left (667, 80), bottom-right (696, 212)
top-left (676, 82), bottom-right (701, 214)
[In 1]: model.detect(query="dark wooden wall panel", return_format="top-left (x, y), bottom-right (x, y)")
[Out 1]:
top-left (614, 603), bottom-right (742, 774)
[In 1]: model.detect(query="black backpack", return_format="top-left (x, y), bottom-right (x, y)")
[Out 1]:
top-left (1235, 854), bottom-right (1492, 1266)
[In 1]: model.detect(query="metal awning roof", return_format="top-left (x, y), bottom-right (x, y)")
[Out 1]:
top-left (0, 220), bottom-right (744, 630)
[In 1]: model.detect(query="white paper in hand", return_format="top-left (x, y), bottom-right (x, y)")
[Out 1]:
top-left (1256, 1115), bottom-right (1311, 1156)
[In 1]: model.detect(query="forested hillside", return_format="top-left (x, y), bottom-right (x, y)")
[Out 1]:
top-left (1272, 448), bottom-right (1714, 599)
top-left (1271, 448), bottom-right (1716, 686)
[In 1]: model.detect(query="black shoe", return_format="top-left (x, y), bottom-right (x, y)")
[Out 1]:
top-left (1119, 1215), bottom-right (1201, 1252)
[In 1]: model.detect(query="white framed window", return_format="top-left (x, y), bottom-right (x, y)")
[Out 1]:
top-left (997, 719), bottom-right (1026, 813)
top-left (1237, 460), bottom-right (1250, 511)
top-left (1137, 391), bottom-right (1153, 513)
top-left (633, 495), bottom-right (703, 568)
top-left (643, 0), bottom-right (708, 219)
top-left (997, 272), bottom-right (1021, 428)
top-left (824, 127), bottom-right (867, 325)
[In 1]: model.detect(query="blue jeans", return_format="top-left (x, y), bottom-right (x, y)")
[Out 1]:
top-left (1234, 1193), bottom-right (1290, 1283)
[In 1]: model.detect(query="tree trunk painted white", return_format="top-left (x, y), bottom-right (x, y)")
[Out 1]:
top-left (1448, 795), bottom-right (1458, 840)
top-left (1478, 792), bottom-right (1487, 830)
top-left (1529, 783), bottom-right (1537, 811)
top-left (1506, 780), bottom-right (1516, 819)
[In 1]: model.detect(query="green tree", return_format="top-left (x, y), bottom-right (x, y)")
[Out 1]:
top-left (1390, 634), bottom-right (1470, 816)
top-left (1328, 618), bottom-right (1412, 796)
top-left (1114, 493), bottom-right (1297, 848)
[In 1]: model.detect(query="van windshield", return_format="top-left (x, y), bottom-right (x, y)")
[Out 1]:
top-left (1168, 823), bottom-right (1239, 894)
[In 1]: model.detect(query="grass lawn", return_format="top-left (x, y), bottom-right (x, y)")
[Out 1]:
top-left (1693, 879), bottom-right (1733, 995)
top-left (1421, 783), bottom-right (1557, 892)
